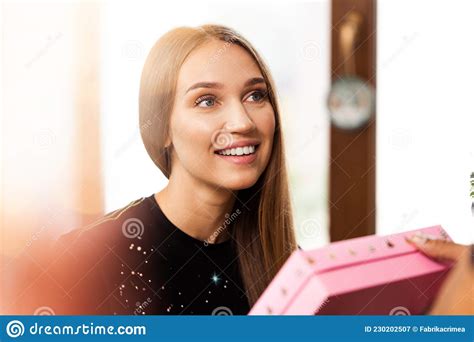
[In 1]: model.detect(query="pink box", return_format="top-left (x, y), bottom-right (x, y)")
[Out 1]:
top-left (249, 225), bottom-right (454, 315)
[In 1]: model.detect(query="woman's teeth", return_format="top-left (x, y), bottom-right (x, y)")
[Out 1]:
top-left (217, 145), bottom-right (256, 156)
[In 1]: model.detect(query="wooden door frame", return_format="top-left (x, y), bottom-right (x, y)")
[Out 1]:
top-left (329, 0), bottom-right (377, 242)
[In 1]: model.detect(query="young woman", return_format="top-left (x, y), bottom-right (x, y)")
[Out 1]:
top-left (9, 23), bottom-right (468, 317)
top-left (7, 24), bottom-right (297, 316)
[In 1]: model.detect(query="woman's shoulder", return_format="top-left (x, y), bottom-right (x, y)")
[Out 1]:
top-left (57, 196), bottom-right (152, 252)
top-left (47, 196), bottom-right (154, 314)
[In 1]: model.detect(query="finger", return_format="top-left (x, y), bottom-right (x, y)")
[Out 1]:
top-left (407, 233), bottom-right (468, 262)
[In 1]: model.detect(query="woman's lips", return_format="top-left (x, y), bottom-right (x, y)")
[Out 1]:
top-left (215, 152), bottom-right (257, 165)
top-left (214, 145), bottom-right (259, 165)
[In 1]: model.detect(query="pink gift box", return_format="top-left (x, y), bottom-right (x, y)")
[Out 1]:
top-left (249, 225), bottom-right (454, 315)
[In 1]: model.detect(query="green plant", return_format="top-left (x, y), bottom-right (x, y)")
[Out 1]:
top-left (471, 172), bottom-right (474, 198)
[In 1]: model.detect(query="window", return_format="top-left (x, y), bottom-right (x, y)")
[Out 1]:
top-left (376, 0), bottom-right (473, 244)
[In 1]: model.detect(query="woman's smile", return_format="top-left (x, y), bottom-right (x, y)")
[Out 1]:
top-left (215, 144), bottom-right (260, 165)
top-left (214, 139), bottom-right (261, 165)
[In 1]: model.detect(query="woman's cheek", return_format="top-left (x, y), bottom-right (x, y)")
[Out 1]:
top-left (172, 115), bottom-right (218, 169)
top-left (252, 102), bottom-right (275, 128)
top-left (253, 107), bottom-right (275, 144)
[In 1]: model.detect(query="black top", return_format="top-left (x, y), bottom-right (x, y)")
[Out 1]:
top-left (8, 194), bottom-right (250, 315)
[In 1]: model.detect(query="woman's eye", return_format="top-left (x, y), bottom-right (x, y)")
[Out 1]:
top-left (195, 96), bottom-right (216, 108)
top-left (247, 90), bottom-right (268, 103)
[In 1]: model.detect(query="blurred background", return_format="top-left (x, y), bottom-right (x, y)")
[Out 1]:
top-left (1, 0), bottom-right (473, 267)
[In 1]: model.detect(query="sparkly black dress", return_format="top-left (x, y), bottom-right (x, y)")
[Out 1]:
top-left (9, 195), bottom-right (250, 315)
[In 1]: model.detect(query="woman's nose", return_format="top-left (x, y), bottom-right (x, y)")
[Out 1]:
top-left (223, 101), bottom-right (256, 134)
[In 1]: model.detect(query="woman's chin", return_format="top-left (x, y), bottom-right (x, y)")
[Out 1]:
top-left (219, 174), bottom-right (259, 191)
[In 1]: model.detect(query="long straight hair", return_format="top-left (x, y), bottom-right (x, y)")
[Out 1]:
top-left (139, 24), bottom-right (297, 307)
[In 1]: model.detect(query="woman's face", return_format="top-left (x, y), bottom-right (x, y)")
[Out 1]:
top-left (168, 39), bottom-right (275, 191)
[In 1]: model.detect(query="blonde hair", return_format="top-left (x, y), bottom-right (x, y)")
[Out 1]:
top-left (139, 24), bottom-right (297, 307)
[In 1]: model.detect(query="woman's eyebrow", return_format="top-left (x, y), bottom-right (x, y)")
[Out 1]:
top-left (185, 82), bottom-right (223, 94)
top-left (185, 77), bottom-right (266, 94)
top-left (244, 77), bottom-right (266, 87)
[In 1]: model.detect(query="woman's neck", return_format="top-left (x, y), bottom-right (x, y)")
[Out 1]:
top-left (155, 169), bottom-right (237, 244)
